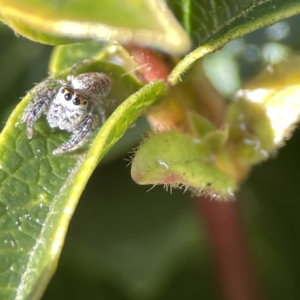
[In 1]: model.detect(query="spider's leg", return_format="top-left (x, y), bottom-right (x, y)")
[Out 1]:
top-left (53, 112), bottom-right (100, 155)
top-left (94, 102), bottom-right (106, 124)
top-left (21, 88), bottom-right (56, 139)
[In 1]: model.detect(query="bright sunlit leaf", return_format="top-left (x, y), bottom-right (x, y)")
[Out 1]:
top-left (0, 0), bottom-right (190, 55)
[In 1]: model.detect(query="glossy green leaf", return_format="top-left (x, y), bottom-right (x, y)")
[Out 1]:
top-left (0, 40), bottom-right (166, 299)
top-left (131, 131), bottom-right (235, 199)
top-left (0, 0), bottom-right (190, 55)
top-left (168, 0), bottom-right (300, 84)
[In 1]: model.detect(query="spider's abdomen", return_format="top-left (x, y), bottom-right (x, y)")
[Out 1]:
top-left (70, 73), bottom-right (112, 100)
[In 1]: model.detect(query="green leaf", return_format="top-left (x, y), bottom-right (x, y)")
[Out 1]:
top-left (188, 112), bottom-right (216, 138)
top-left (226, 98), bottom-right (275, 163)
top-left (168, 0), bottom-right (300, 84)
top-left (0, 0), bottom-right (190, 55)
top-left (0, 40), bottom-right (167, 298)
top-left (131, 131), bottom-right (236, 198)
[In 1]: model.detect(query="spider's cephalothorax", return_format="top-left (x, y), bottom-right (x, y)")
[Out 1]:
top-left (21, 72), bottom-right (112, 155)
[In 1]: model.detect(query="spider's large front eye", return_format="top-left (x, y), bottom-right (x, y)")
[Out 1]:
top-left (73, 97), bottom-right (81, 105)
top-left (61, 88), bottom-right (72, 101)
top-left (64, 93), bottom-right (72, 101)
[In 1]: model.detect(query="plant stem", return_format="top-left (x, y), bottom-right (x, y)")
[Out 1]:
top-left (126, 46), bottom-right (170, 83)
top-left (194, 195), bottom-right (261, 300)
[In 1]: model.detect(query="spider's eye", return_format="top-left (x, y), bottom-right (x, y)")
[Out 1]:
top-left (73, 97), bottom-right (81, 105)
top-left (64, 93), bottom-right (72, 101)
top-left (82, 99), bottom-right (88, 105)
top-left (61, 88), bottom-right (72, 100)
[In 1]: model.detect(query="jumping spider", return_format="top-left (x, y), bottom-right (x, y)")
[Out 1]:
top-left (21, 69), bottom-right (112, 155)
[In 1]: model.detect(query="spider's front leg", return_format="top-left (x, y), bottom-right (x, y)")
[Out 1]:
top-left (53, 112), bottom-right (100, 155)
top-left (21, 81), bottom-right (59, 139)
top-left (21, 88), bottom-right (57, 139)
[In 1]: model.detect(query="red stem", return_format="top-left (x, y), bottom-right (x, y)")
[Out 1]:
top-left (195, 195), bottom-right (261, 300)
top-left (126, 46), bottom-right (170, 83)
